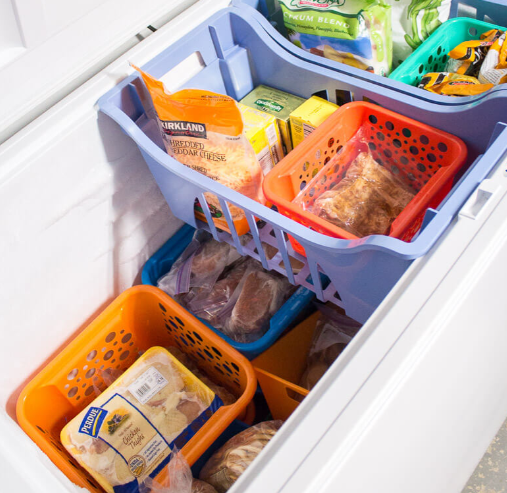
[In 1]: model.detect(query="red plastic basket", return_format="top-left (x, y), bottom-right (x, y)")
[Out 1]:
top-left (263, 102), bottom-right (468, 256)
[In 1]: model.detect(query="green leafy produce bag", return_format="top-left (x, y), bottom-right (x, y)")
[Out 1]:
top-left (387, 0), bottom-right (451, 67)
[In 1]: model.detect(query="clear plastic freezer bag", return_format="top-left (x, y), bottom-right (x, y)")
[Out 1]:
top-left (293, 131), bottom-right (415, 238)
top-left (199, 421), bottom-right (283, 493)
top-left (157, 230), bottom-right (241, 299)
top-left (299, 304), bottom-right (362, 390)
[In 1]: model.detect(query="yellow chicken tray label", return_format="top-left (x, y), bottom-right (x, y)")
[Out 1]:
top-left (83, 394), bottom-right (171, 481)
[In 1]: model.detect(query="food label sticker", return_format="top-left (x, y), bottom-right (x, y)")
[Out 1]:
top-left (128, 367), bottom-right (168, 405)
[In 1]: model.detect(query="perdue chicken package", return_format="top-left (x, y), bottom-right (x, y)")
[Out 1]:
top-left (61, 347), bottom-right (223, 493)
top-left (132, 65), bottom-right (265, 235)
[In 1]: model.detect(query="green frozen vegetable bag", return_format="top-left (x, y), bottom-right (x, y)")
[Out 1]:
top-left (279, 0), bottom-right (392, 76)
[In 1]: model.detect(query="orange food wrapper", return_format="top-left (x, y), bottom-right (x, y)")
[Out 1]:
top-left (418, 72), bottom-right (494, 96)
top-left (131, 64), bottom-right (265, 234)
top-left (446, 30), bottom-right (502, 76)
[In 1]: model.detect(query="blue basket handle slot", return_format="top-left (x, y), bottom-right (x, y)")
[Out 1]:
top-left (458, 178), bottom-right (501, 220)
top-left (411, 123), bottom-right (507, 249)
top-left (450, 0), bottom-right (507, 24)
top-left (142, 29), bottom-right (219, 82)
top-left (273, 227), bottom-right (295, 285)
top-left (246, 215), bottom-right (269, 270)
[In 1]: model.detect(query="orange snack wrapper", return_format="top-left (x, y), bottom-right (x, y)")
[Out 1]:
top-left (418, 72), bottom-right (494, 96)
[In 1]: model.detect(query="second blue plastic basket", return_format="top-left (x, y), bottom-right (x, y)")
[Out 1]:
top-left (142, 225), bottom-right (315, 360)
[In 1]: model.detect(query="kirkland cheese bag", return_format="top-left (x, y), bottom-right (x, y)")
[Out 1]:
top-left (133, 66), bottom-right (265, 234)
top-left (279, 0), bottom-right (392, 76)
top-left (61, 347), bottom-right (223, 493)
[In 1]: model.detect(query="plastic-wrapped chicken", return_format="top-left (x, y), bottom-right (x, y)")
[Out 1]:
top-left (299, 305), bottom-right (362, 390)
top-left (300, 149), bottom-right (415, 238)
top-left (167, 347), bottom-right (237, 407)
top-left (199, 421), bottom-right (283, 492)
top-left (157, 231), bottom-right (241, 299)
top-left (61, 347), bottom-right (223, 493)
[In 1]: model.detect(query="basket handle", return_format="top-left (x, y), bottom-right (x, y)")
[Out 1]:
top-left (411, 124), bottom-right (507, 249)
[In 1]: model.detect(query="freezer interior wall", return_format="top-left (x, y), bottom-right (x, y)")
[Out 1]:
top-left (0, 3), bottom-right (233, 489)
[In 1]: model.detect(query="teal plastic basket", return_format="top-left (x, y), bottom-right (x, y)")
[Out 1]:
top-left (390, 17), bottom-right (506, 88)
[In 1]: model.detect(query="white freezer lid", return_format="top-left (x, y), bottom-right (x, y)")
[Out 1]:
top-left (0, 0), bottom-right (198, 143)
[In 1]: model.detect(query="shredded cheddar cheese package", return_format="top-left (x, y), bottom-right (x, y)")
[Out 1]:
top-left (132, 65), bottom-right (265, 235)
top-left (61, 347), bottom-right (222, 493)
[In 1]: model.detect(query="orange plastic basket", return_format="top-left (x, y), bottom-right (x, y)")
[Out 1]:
top-left (263, 101), bottom-right (468, 256)
top-left (252, 312), bottom-right (320, 421)
top-left (16, 285), bottom-right (257, 492)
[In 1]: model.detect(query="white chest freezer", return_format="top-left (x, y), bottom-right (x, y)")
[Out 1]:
top-left (2, 0), bottom-right (507, 492)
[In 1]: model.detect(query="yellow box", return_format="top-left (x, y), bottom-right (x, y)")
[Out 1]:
top-left (240, 85), bottom-right (306, 155)
top-left (289, 96), bottom-right (339, 148)
top-left (239, 103), bottom-right (284, 175)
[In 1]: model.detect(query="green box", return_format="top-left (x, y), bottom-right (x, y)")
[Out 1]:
top-left (240, 85), bottom-right (305, 155)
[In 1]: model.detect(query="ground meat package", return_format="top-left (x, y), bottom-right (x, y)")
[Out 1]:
top-left (132, 65), bottom-right (265, 230)
top-left (199, 421), bottom-right (283, 493)
top-left (186, 258), bottom-right (253, 328)
top-left (219, 263), bottom-right (294, 343)
top-left (184, 256), bottom-right (295, 343)
top-left (61, 347), bottom-right (223, 493)
top-left (294, 132), bottom-right (415, 237)
top-left (157, 231), bottom-right (241, 299)
top-left (299, 304), bottom-right (362, 390)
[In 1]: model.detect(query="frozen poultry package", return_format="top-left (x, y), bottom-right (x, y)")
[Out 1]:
top-left (60, 347), bottom-right (223, 493)
top-left (311, 151), bottom-right (415, 237)
top-left (293, 132), bottom-right (415, 239)
top-left (199, 421), bottom-right (283, 492)
top-left (167, 346), bottom-right (237, 407)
